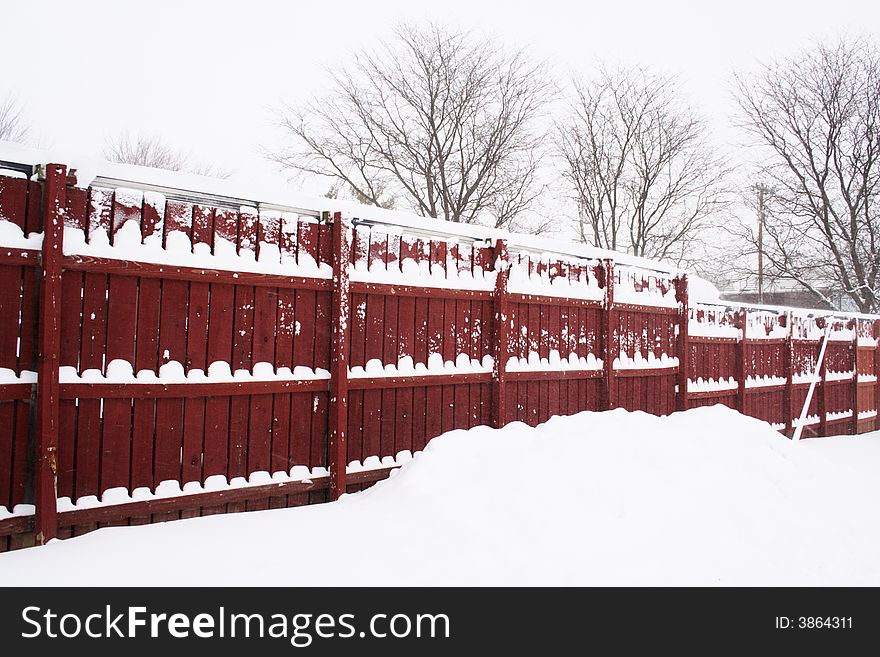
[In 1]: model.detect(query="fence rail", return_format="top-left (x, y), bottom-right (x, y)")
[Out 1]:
top-left (1, 162), bottom-right (878, 551)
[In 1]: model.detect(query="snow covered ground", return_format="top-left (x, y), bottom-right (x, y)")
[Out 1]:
top-left (1, 405), bottom-right (878, 586)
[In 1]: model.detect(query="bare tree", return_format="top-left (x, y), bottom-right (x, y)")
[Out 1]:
top-left (555, 67), bottom-right (729, 266)
top-left (269, 23), bottom-right (553, 232)
top-left (0, 94), bottom-right (30, 144)
top-left (734, 37), bottom-right (880, 313)
top-left (104, 132), bottom-right (232, 179)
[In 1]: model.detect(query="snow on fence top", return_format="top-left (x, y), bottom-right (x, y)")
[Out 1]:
top-left (615, 265), bottom-right (678, 308)
top-left (0, 142), bottom-right (691, 277)
top-left (2, 142), bottom-right (879, 323)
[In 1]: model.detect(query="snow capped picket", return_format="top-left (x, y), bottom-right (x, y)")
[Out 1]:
top-left (746, 309), bottom-right (788, 339)
top-left (745, 374), bottom-right (787, 388)
top-left (614, 265), bottom-right (679, 308)
top-left (688, 376), bottom-right (738, 393)
top-left (506, 350), bottom-right (602, 372)
top-left (63, 190), bottom-right (333, 279)
top-left (507, 252), bottom-right (603, 301)
top-left (613, 351), bottom-right (678, 370)
top-left (688, 303), bottom-right (741, 339)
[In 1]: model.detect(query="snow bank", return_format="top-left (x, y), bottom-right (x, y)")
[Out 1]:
top-left (3, 405), bottom-right (877, 586)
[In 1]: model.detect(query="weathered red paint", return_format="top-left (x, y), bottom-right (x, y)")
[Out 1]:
top-left (328, 213), bottom-right (350, 500)
top-left (34, 164), bottom-right (67, 544)
top-left (2, 166), bottom-right (880, 551)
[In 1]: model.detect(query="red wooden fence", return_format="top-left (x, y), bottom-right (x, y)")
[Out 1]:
top-left (0, 161), bottom-right (878, 552)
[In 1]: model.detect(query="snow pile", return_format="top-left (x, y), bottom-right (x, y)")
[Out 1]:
top-left (349, 227), bottom-right (496, 291)
top-left (4, 405), bottom-right (877, 586)
top-left (687, 275), bottom-right (722, 303)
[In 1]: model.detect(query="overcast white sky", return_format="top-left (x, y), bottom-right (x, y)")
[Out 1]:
top-left (2, 0), bottom-right (878, 203)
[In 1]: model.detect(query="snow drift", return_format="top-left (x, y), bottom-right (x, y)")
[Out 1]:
top-left (1, 405), bottom-right (878, 586)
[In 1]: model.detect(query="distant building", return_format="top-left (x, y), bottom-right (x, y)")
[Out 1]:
top-left (719, 287), bottom-right (850, 311)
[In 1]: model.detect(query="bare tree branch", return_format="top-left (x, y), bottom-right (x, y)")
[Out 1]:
top-left (732, 36), bottom-right (880, 313)
top-left (268, 22), bottom-right (553, 231)
top-left (554, 66), bottom-right (729, 266)
top-left (0, 94), bottom-right (30, 144)
top-left (104, 132), bottom-right (233, 179)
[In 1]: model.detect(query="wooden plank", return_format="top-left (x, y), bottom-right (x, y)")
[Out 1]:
top-left (381, 275), bottom-right (398, 458)
top-left (63, 255), bottom-right (331, 291)
top-left (298, 220), bottom-right (326, 503)
top-left (227, 208), bottom-right (258, 513)
top-left (57, 188), bottom-right (88, 501)
top-left (289, 354), bottom-right (314, 504)
top-left (153, 201), bottom-right (191, 525)
top-left (180, 206), bottom-right (213, 512)
top-left (875, 321), bottom-right (880, 432)
top-left (101, 190), bottom-right (143, 497)
top-left (202, 213), bottom-right (236, 496)
top-left (350, 281), bottom-right (491, 300)
top-left (851, 330), bottom-right (859, 436)
top-left (245, 211), bottom-right (280, 510)
top-left (71, 188), bottom-right (111, 533)
top-left (270, 285), bottom-right (295, 507)
top-left (130, 199), bottom-right (164, 504)
top-left (0, 174), bottom-right (28, 514)
top-left (395, 238), bottom-right (417, 454)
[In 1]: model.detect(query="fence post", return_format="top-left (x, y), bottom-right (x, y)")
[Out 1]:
top-left (491, 239), bottom-right (510, 428)
top-left (783, 311), bottom-right (794, 436)
top-left (601, 259), bottom-right (617, 410)
top-left (675, 274), bottom-right (689, 412)
top-left (875, 320), bottom-right (880, 432)
top-left (851, 320), bottom-right (859, 436)
top-left (818, 319), bottom-right (828, 438)
top-left (327, 211), bottom-right (350, 501)
top-left (735, 308), bottom-right (747, 414)
top-left (34, 163), bottom-right (66, 544)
